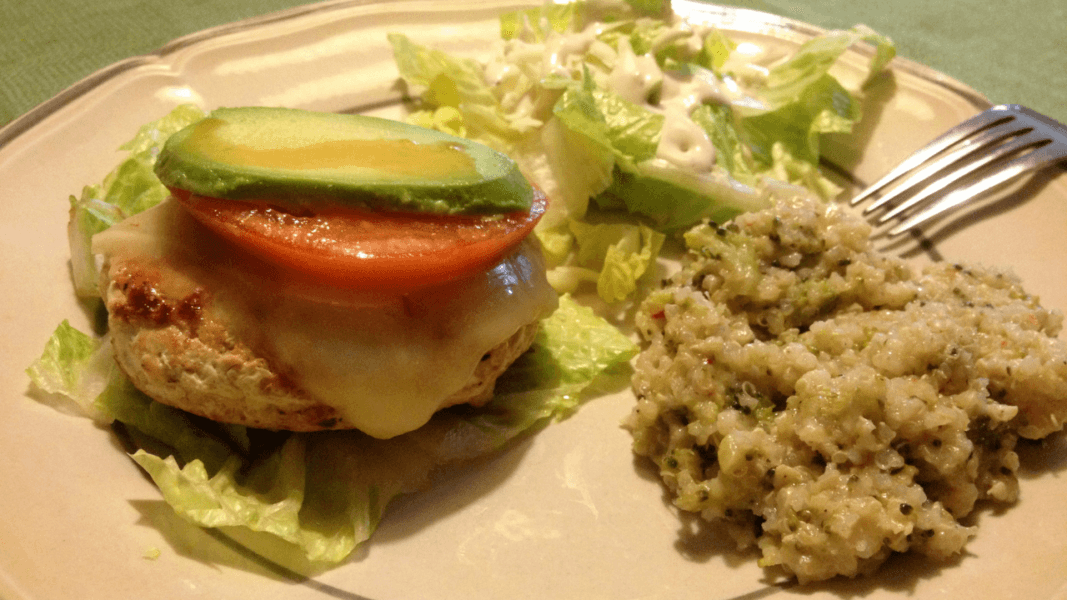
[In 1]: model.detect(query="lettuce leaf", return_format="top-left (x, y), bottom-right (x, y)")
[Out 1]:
top-left (388, 32), bottom-right (533, 149)
top-left (580, 86), bottom-right (664, 167)
top-left (691, 102), bottom-right (750, 181)
top-left (67, 105), bottom-right (205, 297)
top-left (389, 8), bottom-right (894, 304)
top-left (33, 296), bottom-right (636, 566)
top-left (500, 2), bottom-right (580, 42)
top-left (25, 320), bottom-right (115, 422)
top-left (594, 162), bottom-right (769, 231)
top-left (737, 26), bottom-right (895, 193)
top-left (620, 0), bottom-right (671, 17)
top-left (759, 25), bottom-right (895, 110)
top-left (547, 220), bottom-right (665, 302)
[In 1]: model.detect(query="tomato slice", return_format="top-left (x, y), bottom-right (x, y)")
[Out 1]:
top-left (170, 187), bottom-right (546, 293)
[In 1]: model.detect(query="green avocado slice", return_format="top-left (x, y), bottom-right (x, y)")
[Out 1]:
top-left (154, 106), bottom-right (533, 215)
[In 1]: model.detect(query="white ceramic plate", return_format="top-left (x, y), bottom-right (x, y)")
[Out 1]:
top-left (2, 1), bottom-right (1065, 599)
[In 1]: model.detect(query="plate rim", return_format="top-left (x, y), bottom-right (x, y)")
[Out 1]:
top-left (8, 2), bottom-right (1060, 599)
top-left (0, 0), bottom-right (993, 152)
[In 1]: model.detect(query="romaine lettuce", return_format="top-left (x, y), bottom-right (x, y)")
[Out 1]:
top-left (29, 296), bottom-right (637, 565)
top-left (67, 105), bottom-right (205, 298)
top-left (389, 3), bottom-right (895, 303)
top-left (574, 220), bottom-right (665, 302)
top-left (25, 320), bottom-right (114, 422)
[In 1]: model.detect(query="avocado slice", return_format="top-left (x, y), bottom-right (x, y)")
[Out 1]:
top-left (154, 107), bottom-right (533, 215)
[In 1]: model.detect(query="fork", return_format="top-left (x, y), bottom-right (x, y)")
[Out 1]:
top-left (849, 104), bottom-right (1067, 236)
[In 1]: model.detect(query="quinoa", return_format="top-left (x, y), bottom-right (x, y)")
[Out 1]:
top-left (625, 194), bottom-right (1067, 583)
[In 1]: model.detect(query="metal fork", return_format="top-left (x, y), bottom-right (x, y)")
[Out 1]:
top-left (850, 104), bottom-right (1067, 236)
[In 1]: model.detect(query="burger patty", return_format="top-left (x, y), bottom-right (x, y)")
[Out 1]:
top-left (94, 199), bottom-right (558, 436)
top-left (105, 274), bottom-right (540, 431)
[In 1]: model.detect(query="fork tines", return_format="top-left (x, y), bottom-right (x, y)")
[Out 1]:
top-left (850, 104), bottom-right (1067, 236)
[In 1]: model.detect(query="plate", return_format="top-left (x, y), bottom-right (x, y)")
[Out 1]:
top-left (1, 1), bottom-right (1066, 599)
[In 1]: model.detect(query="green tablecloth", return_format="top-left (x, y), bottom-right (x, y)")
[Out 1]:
top-left (1, 0), bottom-right (1064, 127)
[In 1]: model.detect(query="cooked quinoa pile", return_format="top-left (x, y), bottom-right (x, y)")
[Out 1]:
top-left (625, 194), bottom-right (1067, 582)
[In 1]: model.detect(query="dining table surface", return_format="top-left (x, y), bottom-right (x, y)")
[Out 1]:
top-left (2, 2), bottom-right (1067, 600)
top-left (1, 0), bottom-right (1065, 130)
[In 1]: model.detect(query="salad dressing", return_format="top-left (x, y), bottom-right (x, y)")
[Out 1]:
top-left (543, 26), bottom-right (600, 77)
top-left (607, 37), bottom-right (662, 105)
top-left (604, 32), bottom-right (724, 173)
top-left (656, 111), bottom-right (716, 172)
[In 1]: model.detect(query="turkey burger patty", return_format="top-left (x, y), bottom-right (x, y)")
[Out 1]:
top-left (90, 107), bottom-right (558, 439)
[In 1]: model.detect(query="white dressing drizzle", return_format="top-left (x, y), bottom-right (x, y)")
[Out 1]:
top-left (482, 13), bottom-right (780, 176)
top-left (607, 37), bottom-right (662, 105)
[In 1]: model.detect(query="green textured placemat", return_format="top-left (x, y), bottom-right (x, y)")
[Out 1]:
top-left (0, 0), bottom-right (313, 125)
top-left (726, 0), bottom-right (1066, 124)
top-left (1, 0), bottom-right (1064, 126)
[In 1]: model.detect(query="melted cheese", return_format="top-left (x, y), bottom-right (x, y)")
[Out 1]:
top-left (93, 199), bottom-right (558, 438)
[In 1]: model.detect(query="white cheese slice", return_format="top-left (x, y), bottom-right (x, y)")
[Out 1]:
top-left (93, 198), bottom-right (558, 438)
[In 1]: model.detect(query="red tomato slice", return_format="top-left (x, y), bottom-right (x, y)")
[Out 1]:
top-left (170, 187), bottom-right (546, 293)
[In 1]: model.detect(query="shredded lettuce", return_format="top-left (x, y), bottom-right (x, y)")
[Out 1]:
top-left (389, 3), bottom-right (895, 303)
top-left (499, 0), bottom-right (669, 42)
top-left (500, 3), bottom-right (580, 41)
top-left (30, 297), bottom-right (636, 566)
top-left (389, 32), bottom-right (533, 149)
